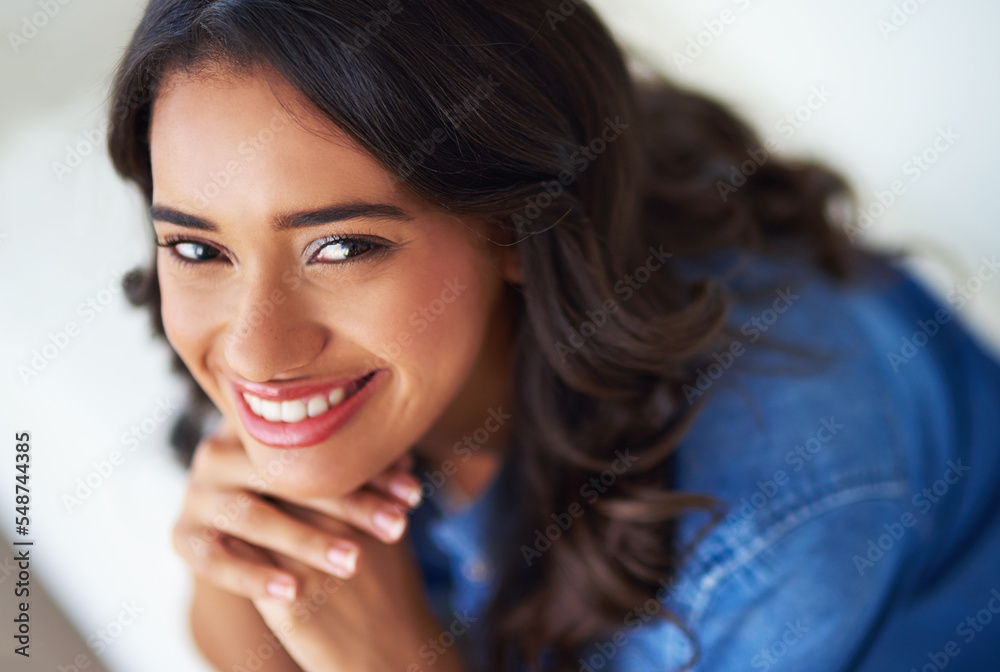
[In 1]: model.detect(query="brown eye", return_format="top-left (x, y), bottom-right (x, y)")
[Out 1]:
top-left (156, 237), bottom-right (226, 265)
top-left (311, 236), bottom-right (386, 264)
top-left (173, 241), bottom-right (223, 262)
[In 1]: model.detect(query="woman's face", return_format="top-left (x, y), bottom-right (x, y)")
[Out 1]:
top-left (148, 66), bottom-right (519, 498)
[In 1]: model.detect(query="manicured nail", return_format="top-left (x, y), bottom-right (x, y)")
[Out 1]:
top-left (389, 477), bottom-right (423, 507)
top-left (326, 543), bottom-right (358, 577)
top-left (266, 579), bottom-right (296, 602)
top-left (374, 507), bottom-right (406, 541)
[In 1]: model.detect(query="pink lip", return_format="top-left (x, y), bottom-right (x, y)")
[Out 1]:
top-left (230, 369), bottom-right (387, 448)
top-left (230, 371), bottom-right (375, 402)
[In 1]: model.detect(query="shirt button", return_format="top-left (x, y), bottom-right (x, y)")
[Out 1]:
top-left (462, 557), bottom-right (492, 582)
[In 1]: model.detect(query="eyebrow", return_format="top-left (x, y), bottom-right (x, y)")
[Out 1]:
top-left (149, 202), bottom-right (415, 232)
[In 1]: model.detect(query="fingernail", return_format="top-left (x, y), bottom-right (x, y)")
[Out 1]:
top-left (266, 579), bottom-right (296, 602)
top-left (374, 507), bottom-right (406, 541)
top-left (326, 543), bottom-right (358, 577)
top-left (389, 477), bottom-right (423, 508)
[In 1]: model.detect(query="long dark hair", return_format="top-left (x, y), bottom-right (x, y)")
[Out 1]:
top-left (107, 1), bottom-right (908, 669)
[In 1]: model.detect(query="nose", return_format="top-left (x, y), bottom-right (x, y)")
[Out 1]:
top-left (224, 273), bottom-right (327, 382)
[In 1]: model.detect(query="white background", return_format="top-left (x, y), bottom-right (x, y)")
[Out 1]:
top-left (1, 1), bottom-right (997, 670)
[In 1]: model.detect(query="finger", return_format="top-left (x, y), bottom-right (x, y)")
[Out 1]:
top-left (391, 451), bottom-right (415, 471)
top-left (172, 524), bottom-right (299, 603)
top-left (366, 465), bottom-right (423, 509)
top-left (282, 487), bottom-right (413, 544)
top-left (209, 493), bottom-right (368, 578)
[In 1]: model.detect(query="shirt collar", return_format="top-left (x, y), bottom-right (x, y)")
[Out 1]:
top-left (417, 450), bottom-right (512, 565)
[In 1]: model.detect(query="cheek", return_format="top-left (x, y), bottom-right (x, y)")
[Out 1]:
top-left (362, 245), bottom-right (494, 379)
top-left (157, 265), bottom-right (227, 377)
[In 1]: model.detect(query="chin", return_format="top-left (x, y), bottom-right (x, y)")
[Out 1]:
top-left (236, 433), bottom-right (378, 500)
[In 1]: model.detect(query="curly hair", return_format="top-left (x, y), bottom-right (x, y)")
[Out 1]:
top-left (107, 1), bottom-right (908, 669)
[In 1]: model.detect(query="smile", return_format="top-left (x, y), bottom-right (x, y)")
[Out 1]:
top-left (242, 380), bottom-right (358, 423)
top-left (230, 369), bottom-right (384, 448)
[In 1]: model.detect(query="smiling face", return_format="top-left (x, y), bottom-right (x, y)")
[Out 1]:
top-left (148, 64), bottom-right (520, 499)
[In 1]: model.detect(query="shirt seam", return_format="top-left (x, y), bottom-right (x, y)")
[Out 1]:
top-left (682, 477), bottom-right (909, 625)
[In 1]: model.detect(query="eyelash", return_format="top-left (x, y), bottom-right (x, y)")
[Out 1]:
top-left (155, 233), bottom-right (391, 268)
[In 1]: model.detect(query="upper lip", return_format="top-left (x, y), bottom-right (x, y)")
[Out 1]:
top-left (229, 370), bottom-right (378, 402)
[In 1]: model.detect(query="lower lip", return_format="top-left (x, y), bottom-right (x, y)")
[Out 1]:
top-left (232, 369), bottom-right (387, 449)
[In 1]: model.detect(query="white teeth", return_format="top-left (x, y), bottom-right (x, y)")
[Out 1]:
top-left (281, 400), bottom-right (308, 423)
top-left (242, 382), bottom-right (356, 424)
top-left (260, 400), bottom-right (282, 422)
top-left (243, 393), bottom-right (262, 415)
top-left (307, 395), bottom-right (328, 417)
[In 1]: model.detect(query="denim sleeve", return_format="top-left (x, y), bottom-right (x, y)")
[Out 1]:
top-left (571, 254), bottom-right (928, 672)
top-left (678, 495), bottom-right (912, 672)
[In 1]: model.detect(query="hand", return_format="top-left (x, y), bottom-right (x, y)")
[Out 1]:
top-left (173, 417), bottom-right (422, 598)
top-left (249, 503), bottom-right (471, 672)
top-left (171, 418), bottom-right (470, 672)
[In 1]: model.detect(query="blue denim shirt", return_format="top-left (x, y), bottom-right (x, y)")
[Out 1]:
top-left (404, 247), bottom-right (1000, 672)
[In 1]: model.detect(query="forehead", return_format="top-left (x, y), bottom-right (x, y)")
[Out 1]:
top-left (148, 64), bottom-right (409, 213)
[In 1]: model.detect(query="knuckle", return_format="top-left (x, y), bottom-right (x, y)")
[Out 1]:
top-left (238, 497), bottom-right (268, 529)
top-left (190, 537), bottom-right (223, 577)
top-left (235, 568), bottom-right (265, 599)
top-left (290, 528), bottom-right (325, 562)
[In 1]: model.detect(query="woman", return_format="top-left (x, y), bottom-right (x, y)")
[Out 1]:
top-left (106, 1), bottom-right (1000, 671)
